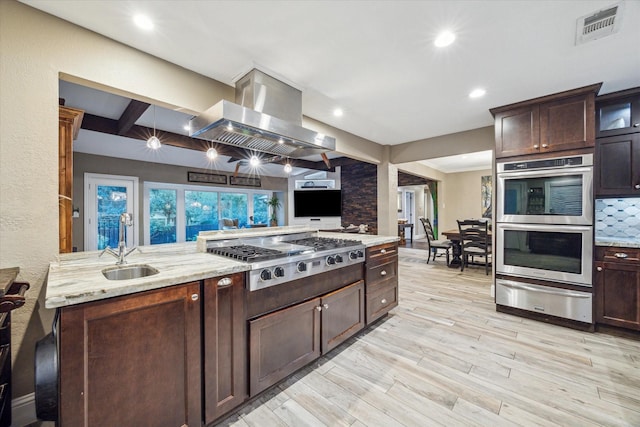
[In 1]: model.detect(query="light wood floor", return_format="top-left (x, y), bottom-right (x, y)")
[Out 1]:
top-left (217, 247), bottom-right (640, 427)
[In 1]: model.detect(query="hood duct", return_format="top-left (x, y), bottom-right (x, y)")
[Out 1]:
top-left (189, 69), bottom-right (335, 158)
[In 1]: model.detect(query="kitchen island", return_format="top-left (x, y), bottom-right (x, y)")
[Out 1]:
top-left (45, 226), bottom-right (399, 426)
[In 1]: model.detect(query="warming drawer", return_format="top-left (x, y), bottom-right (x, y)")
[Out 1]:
top-left (496, 279), bottom-right (592, 323)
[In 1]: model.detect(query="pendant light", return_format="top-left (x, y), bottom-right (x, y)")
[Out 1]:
top-left (206, 147), bottom-right (218, 160)
top-left (283, 159), bottom-right (292, 174)
top-left (146, 105), bottom-right (161, 150)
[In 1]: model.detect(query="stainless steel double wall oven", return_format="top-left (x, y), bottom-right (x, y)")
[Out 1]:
top-left (495, 154), bottom-right (594, 323)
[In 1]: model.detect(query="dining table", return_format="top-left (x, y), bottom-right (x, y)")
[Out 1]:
top-left (441, 228), bottom-right (492, 268)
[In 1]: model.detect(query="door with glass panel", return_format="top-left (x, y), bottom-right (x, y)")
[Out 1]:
top-left (84, 174), bottom-right (138, 251)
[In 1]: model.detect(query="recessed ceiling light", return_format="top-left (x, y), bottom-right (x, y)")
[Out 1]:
top-left (133, 14), bottom-right (154, 31)
top-left (469, 88), bottom-right (486, 98)
top-left (434, 31), bottom-right (456, 48)
top-left (333, 108), bottom-right (343, 117)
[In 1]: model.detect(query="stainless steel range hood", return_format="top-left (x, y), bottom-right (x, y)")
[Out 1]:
top-left (190, 69), bottom-right (335, 158)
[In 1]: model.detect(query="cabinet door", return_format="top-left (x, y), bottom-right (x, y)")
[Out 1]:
top-left (249, 298), bottom-right (320, 396)
top-left (203, 273), bottom-right (246, 424)
top-left (59, 282), bottom-right (202, 427)
top-left (595, 261), bottom-right (640, 330)
top-left (494, 105), bottom-right (540, 158)
top-left (595, 133), bottom-right (640, 196)
top-left (366, 281), bottom-right (399, 324)
top-left (539, 94), bottom-right (595, 152)
top-left (597, 92), bottom-right (640, 138)
top-left (321, 281), bottom-right (365, 353)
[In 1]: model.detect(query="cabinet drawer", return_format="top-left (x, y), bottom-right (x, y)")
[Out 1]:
top-left (496, 279), bottom-right (592, 323)
top-left (366, 282), bottom-right (398, 324)
top-left (598, 247), bottom-right (640, 264)
top-left (366, 259), bottom-right (397, 288)
top-left (366, 242), bottom-right (398, 266)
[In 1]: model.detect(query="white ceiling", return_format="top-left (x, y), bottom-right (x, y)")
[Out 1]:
top-left (24, 0), bottom-right (640, 175)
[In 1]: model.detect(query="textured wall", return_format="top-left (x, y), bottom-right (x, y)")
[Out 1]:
top-left (341, 161), bottom-right (378, 234)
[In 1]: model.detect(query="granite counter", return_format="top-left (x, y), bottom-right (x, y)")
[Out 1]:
top-left (47, 229), bottom-right (399, 309)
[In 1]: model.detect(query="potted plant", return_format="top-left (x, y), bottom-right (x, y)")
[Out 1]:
top-left (266, 195), bottom-right (281, 226)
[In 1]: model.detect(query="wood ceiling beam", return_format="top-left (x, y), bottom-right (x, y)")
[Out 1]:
top-left (118, 100), bottom-right (150, 135)
top-left (80, 113), bottom-right (334, 172)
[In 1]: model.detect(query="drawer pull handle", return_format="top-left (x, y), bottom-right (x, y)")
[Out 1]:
top-left (381, 249), bottom-right (387, 254)
top-left (381, 298), bottom-right (387, 304)
top-left (217, 277), bottom-right (232, 287)
top-left (316, 306), bottom-right (322, 312)
top-left (380, 270), bottom-right (387, 276)
top-left (323, 303), bottom-right (329, 310)
top-left (533, 144), bottom-right (539, 149)
top-left (596, 266), bottom-right (603, 272)
top-left (614, 253), bottom-right (629, 259)
top-left (534, 306), bottom-right (545, 312)
top-left (635, 184), bottom-right (640, 190)
top-left (191, 294), bottom-right (199, 301)
top-left (541, 144), bottom-right (549, 148)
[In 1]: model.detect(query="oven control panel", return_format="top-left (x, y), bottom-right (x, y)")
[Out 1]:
top-left (249, 249), bottom-right (365, 291)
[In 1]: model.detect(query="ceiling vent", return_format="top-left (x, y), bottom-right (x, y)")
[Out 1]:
top-left (575, 2), bottom-right (623, 45)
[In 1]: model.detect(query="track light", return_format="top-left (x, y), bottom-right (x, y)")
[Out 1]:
top-left (249, 155), bottom-right (260, 167)
top-left (284, 161), bottom-right (292, 173)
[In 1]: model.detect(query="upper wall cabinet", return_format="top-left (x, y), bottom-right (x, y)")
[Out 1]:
top-left (490, 83), bottom-right (601, 159)
top-left (596, 87), bottom-right (640, 138)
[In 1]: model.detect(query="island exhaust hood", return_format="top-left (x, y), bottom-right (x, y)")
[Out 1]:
top-left (189, 69), bottom-right (336, 158)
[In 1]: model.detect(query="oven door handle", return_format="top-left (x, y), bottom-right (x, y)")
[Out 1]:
top-left (499, 281), bottom-right (591, 298)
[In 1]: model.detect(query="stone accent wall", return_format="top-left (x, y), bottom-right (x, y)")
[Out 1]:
top-left (398, 171), bottom-right (431, 186)
top-left (341, 162), bottom-right (378, 234)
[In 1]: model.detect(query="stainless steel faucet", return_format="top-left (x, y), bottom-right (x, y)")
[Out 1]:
top-left (100, 213), bottom-right (138, 264)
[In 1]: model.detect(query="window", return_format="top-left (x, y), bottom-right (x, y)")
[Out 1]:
top-left (185, 190), bottom-right (218, 241)
top-left (149, 189), bottom-right (177, 244)
top-left (144, 182), bottom-right (273, 245)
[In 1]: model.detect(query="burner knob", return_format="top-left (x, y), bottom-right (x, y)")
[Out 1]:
top-left (273, 266), bottom-right (285, 278)
top-left (296, 262), bottom-right (307, 272)
top-left (260, 269), bottom-right (272, 281)
top-left (349, 251), bottom-right (358, 260)
top-left (326, 255), bottom-right (336, 265)
top-left (335, 254), bottom-right (343, 263)
top-left (357, 250), bottom-right (364, 258)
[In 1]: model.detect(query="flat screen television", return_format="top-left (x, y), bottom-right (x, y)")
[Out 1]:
top-left (293, 190), bottom-right (342, 217)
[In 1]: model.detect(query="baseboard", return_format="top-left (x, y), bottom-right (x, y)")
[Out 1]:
top-left (12, 393), bottom-right (38, 427)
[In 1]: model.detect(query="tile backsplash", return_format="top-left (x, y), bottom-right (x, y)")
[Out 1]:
top-left (595, 198), bottom-right (640, 239)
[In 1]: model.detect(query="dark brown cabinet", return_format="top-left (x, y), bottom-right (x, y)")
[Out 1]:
top-left (595, 133), bottom-right (640, 196)
top-left (490, 84), bottom-right (601, 159)
top-left (59, 282), bottom-right (202, 427)
top-left (248, 280), bottom-right (364, 396)
top-left (203, 273), bottom-right (246, 424)
top-left (596, 87), bottom-right (640, 138)
top-left (594, 87), bottom-right (640, 197)
top-left (365, 242), bottom-right (399, 324)
top-left (0, 268), bottom-right (28, 427)
top-left (595, 247), bottom-right (640, 331)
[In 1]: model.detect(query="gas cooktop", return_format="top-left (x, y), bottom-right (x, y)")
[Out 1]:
top-left (205, 232), bottom-right (366, 291)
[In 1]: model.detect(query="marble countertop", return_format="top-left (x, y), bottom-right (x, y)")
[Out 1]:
top-left (595, 237), bottom-right (640, 248)
top-left (47, 230), bottom-right (399, 309)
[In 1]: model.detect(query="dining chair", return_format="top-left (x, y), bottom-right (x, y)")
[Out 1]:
top-left (419, 217), bottom-right (452, 265)
top-left (456, 219), bottom-right (492, 275)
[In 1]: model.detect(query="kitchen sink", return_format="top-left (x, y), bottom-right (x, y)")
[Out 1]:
top-left (102, 264), bottom-right (159, 281)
